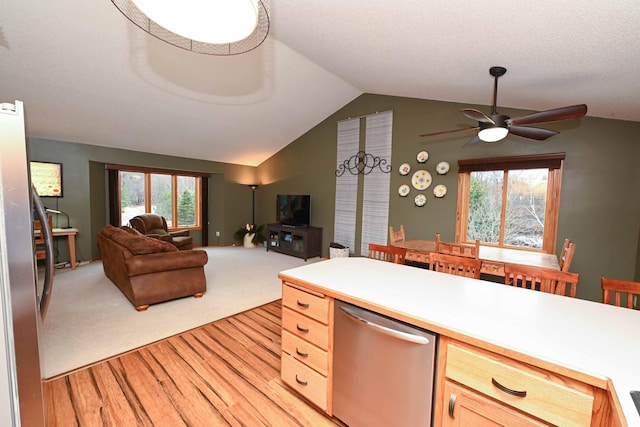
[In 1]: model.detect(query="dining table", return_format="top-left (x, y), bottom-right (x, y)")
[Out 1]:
top-left (392, 239), bottom-right (560, 277)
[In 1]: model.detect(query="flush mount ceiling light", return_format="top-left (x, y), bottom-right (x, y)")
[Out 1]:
top-left (112, 0), bottom-right (270, 55)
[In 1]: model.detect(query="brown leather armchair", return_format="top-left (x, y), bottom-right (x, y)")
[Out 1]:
top-left (129, 213), bottom-right (193, 250)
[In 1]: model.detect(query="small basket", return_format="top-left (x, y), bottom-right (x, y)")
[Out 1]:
top-left (329, 246), bottom-right (349, 259)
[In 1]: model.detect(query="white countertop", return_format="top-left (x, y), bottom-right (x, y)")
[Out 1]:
top-left (279, 257), bottom-right (640, 426)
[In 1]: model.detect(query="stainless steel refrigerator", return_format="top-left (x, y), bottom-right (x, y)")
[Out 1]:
top-left (0, 100), bottom-right (54, 425)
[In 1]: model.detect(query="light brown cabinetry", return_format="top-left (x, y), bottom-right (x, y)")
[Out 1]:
top-left (280, 283), bottom-right (333, 414)
top-left (443, 381), bottom-right (551, 427)
top-left (439, 340), bottom-right (595, 427)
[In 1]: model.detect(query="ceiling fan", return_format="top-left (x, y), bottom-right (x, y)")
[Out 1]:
top-left (420, 66), bottom-right (587, 146)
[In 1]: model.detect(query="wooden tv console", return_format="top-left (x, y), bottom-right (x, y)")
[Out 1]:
top-left (266, 223), bottom-right (322, 261)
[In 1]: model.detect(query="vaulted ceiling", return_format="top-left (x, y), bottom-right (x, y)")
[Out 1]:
top-left (2, 1), bottom-right (639, 166)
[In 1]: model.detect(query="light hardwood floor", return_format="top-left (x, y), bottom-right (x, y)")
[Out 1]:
top-left (44, 301), bottom-right (344, 426)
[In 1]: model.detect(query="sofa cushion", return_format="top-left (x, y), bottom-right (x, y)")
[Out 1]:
top-left (122, 225), bottom-right (143, 236)
top-left (99, 224), bottom-right (121, 239)
top-left (145, 236), bottom-right (179, 253)
top-left (111, 228), bottom-right (178, 254)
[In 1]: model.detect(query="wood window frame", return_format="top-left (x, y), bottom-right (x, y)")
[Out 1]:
top-left (455, 153), bottom-right (565, 254)
top-left (106, 164), bottom-right (209, 237)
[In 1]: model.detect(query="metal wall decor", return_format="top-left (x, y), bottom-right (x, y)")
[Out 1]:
top-left (335, 150), bottom-right (392, 176)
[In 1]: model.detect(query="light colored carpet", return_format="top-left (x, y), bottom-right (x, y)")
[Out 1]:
top-left (41, 246), bottom-right (321, 379)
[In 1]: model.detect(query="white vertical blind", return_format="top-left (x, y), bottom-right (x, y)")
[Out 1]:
top-left (334, 118), bottom-right (360, 252)
top-left (360, 111), bottom-right (393, 254)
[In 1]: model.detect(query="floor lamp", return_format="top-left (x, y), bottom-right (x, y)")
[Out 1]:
top-left (248, 184), bottom-right (259, 225)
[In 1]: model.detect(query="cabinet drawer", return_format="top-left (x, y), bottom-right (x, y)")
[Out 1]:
top-left (282, 284), bottom-right (330, 324)
top-left (443, 380), bottom-right (551, 427)
top-left (282, 307), bottom-right (329, 350)
top-left (281, 353), bottom-right (328, 411)
top-left (445, 343), bottom-right (593, 427)
top-left (282, 330), bottom-right (328, 376)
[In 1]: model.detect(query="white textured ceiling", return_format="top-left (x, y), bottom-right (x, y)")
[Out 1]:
top-left (1, 1), bottom-right (639, 166)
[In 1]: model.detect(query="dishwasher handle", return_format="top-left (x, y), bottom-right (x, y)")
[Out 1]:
top-left (338, 305), bottom-right (431, 345)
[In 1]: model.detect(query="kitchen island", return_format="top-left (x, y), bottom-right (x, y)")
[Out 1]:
top-left (278, 257), bottom-right (640, 426)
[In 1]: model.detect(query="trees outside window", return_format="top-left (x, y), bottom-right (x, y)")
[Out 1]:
top-left (119, 170), bottom-right (200, 230)
top-left (457, 154), bottom-right (564, 253)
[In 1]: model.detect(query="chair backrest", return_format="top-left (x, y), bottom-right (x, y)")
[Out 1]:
top-left (429, 252), bottom-right (481, 279)
top-left (601, 277), bottom-right (640, 309)
top-left (435, 233), bottom-right (480, 258)
top-left (559, 241), bottom-right (576, 272)
top-left (389, 225), bottom-right (406, 244)
top-left (367, 243), bottom-right (407, 264)
top-left (129, 214), bottom-right (169, 236)
top-left (34, 216), bottom-right (53, 260)
top-left (504, 264), bottom-right (579, 298)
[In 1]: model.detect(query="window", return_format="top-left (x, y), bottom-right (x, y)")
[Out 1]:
top-left (118, 169), bottom-right (201, 230)
top-left (456, 153), bottom-right (564, 253)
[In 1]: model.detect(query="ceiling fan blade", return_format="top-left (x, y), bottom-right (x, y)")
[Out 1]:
top-left (508, 126), bottom-right (559, 141)
top-left (462, 135), bottom-right (481, 147)
top-left (461, 108), bottom-right (494, 124)
top-left (509, 104), bottom-right (587, 126)
top-left (419, 126), bottom-right (479, 138)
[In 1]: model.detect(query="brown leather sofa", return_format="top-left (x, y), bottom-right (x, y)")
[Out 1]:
top-left (129, 213), bottom-right (193, 250)
top-left (97, 225), bottom-right (208, 311)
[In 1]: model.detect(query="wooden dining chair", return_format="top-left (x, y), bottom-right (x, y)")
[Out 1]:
top-left (504, 264), bottom-right (579, 298)
top-left (559, 241), bottom-right (576, 272)
top-left (34, 216), bottom-right (53, 261)
top-left (389, 225), bottom-right (405, 244)
top-left (429, 252), bottom-right (481, 279)
top-left (367, 243), bottom-right (407, 264)
top-left (601, 277), bottom-right (640, 309)
top-left (435, 233), bottom-right (480, 258)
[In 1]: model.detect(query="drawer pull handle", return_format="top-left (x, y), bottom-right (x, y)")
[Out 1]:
top-left (448, 393), bottom-right (457, 418)
top-left (296, 324), bottom-right (309, 333)
top-left (295, 375), bottom-right (308, 386)
top-left (295, 348), bottom-right (309, 357)
top-left (491, 377), bottom-right (527, 398)
top-left (297, 299), bottom-right (310, 308)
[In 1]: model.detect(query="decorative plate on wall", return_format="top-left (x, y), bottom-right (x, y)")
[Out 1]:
top-left (436, 161), bottom-right (450, 175)
top-left (399, 163), bottom-right (411, 175)
top-left (398, 184), bottom-right (410, 197)
top-left (414, 194), bottom-right (427, 207)
top-left (416, 150), bottom-right (429, 163)
top-left (433, 184), bottom-right (448, 198)
top-left (411, 170), bottom-right (432, 190)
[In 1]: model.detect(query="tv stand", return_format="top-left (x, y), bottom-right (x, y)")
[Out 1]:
top-left (267, 223), bottom-right (322, 261)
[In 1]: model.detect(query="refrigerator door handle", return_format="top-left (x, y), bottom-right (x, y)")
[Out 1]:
top-left (32, 185), bottom-right (54, 321)
top-left (338, 305), bottom-right (430, 345)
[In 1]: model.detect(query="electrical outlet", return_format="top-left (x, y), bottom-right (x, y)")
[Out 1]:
top-left (215, 231), bottom-right (220, 237)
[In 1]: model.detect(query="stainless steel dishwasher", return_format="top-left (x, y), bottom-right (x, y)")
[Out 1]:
top-left (333, 300), bottom-right (438, 427)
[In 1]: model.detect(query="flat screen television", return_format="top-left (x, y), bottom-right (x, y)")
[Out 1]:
top-left (30, 161), bottom-right (63, 197)
top-left (277, 194), bottom-right (311, 227)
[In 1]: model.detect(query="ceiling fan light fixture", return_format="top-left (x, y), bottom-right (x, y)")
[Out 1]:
top-left (112, 0), bottom-right (270, 55)
top-left (478, 126), bottom-right (509, 142)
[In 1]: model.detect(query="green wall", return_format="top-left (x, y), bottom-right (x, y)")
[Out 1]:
top-left (29, 138), bottom-right (258, 261)
top-left (257, 94), bottom-right (640, 303)
top-left (29, 93), bottom-right (640, 303)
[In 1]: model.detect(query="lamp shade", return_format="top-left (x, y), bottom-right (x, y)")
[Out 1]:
top-left (478, 126), bottom-right (509, 142)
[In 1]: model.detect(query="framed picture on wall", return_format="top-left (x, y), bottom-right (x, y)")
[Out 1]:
top-left (30, 161), bottom-right (63, 197)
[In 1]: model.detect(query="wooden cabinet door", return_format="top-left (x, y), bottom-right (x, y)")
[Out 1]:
top-left (442, 381), bottom-right (551, 427)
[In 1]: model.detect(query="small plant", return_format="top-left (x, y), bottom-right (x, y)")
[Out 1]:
top-left (233, 223), bottom-right (266, 245)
